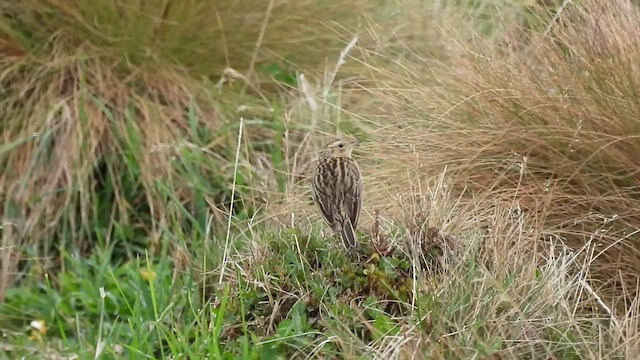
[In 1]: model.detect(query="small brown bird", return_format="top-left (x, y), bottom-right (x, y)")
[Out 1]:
top-left (311, 138), bottom-right (363, 249)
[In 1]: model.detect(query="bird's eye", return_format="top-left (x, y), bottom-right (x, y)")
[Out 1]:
top-left (338, 144), bottom-right (344, 148)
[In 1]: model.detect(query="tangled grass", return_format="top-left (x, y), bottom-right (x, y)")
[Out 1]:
top-left (362, 0), bottom-right (640, 304)
top-left (2, 0), bottom-right (640, 358)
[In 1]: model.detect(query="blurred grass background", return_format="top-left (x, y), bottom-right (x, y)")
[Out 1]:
top-left (2, 0), bottom-right (640, 358)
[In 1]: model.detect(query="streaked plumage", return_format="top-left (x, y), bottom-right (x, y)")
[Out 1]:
top-left (311, 138), bottom-right (363, 249)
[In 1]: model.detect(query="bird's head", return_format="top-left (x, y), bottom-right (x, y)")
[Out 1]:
top-left (319, 137), bottom-right (360, 158)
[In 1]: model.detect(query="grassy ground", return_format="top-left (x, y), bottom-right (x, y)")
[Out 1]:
top-left (2, 0), bottom-right (640, 358)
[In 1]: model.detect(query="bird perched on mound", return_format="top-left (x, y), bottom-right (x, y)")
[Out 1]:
top-left (311, 138), bottom-right (363, 249)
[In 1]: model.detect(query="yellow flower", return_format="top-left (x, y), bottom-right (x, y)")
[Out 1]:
top-left (29, 320), bottom-right (47, 340)
top-left (140, 269), bottom-right (157, 282)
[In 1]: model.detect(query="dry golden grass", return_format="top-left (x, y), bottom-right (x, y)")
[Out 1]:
top-left (0, 0), bottom-right (544, 270)
top-left (268, 0), bottom-right (640, 307)
top-left (0, 0), bottom-right (381, 76)
top-left (4, 0), bottom-right (640, 357)
top-left (0, 0), bottom-right (635, 323)
top-left (364, 0), bottom-right (640, 304)
top-left (2, 0), bottom-right (439, 294)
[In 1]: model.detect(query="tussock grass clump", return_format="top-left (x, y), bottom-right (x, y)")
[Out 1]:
top-left (353, 0), bottom-right (640, 303)
top-left (0, 50), bottom-right (229, 278)
top-left (0, 0), bottom-right (395, 298)
top-left (200, 182), bottom-right (639, 358)
top-left (0, 0), bottom-right (374, 77)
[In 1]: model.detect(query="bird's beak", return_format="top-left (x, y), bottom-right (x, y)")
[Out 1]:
top-left (351, 140), bottom-right (360, 146)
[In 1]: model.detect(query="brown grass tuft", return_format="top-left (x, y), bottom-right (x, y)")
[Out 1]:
top-left (0, 0), bottom-right (413, 298)
top-left (0, 46), bottom-right (224, 293)
top-left (354, 0), bottom-right (640, 303)
top-left (264, 0), bottom-right (640, 309)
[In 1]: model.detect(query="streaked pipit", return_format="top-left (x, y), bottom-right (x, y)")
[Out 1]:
top-left (311, 138), bottom-right (363, 249)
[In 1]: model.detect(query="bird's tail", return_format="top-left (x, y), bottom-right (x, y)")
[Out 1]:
top-left (340, 220), bottom-right (358, 249)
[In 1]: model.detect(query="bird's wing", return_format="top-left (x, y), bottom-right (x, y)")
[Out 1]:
top-left (312, 180), bottom-right (336, 227)
top-left (345, 163), bottom-right (363, 229)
